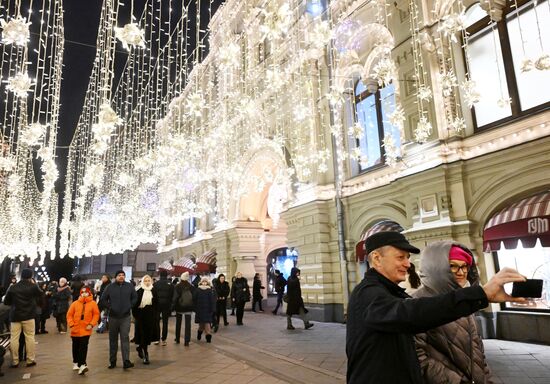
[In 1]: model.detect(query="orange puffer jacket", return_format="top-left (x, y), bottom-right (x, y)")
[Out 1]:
top-left (67, 295), bottom-right (100, 337)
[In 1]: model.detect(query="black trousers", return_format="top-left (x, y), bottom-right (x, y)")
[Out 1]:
top-left (215, 301), bottom-right (227, 325)
top-left (175, 314), bottom-right (191, 343)
top-left (71, 336), bottom-right (90, 366)
top-left (235, 302), bottom-right (245, 324)
top-left (252, 298), bottom-right (263, 311)
top-left (159, 308), bottom-right (171, 341)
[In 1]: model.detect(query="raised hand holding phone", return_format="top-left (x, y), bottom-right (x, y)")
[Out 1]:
top-left (482, 267), bottom-right (527, 303)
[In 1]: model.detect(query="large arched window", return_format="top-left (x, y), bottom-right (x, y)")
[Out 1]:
top-left (464, 0), bottom-right (550, 129)
top-left (353, 80), bottom-right (400, 172)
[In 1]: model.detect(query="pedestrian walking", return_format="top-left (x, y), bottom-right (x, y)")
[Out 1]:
top-left (37, 282), bottom-right (51, 334)
top-left (3, 268), bottom-right (42, 368)
top-left (272, 270), bottom-right (287, 315)
top-left (96, 274), bottom-right (111, 334)
top-left (286, 267), bottom-right (313, 330)
top-left (153, 270), bottom-right (174, 345)
top-left (133, 275), bottom-right (159, 364)
top-left (172, 272), bottom-right (194, 346)
top-left (193, 277), bottom-right (216, 343)
top-left (213, 273), bottom-right (230, 331)
top-left (99, 270), bottom-right (137, 370)
top-left (52, 278), bottom-right (72, 334)
top-left (251, 273), bottom-right (265, 312)
top-left (346, 231), bottom-right (527, 384)
top-left (230, 272), bottom-right (250, 326)
top-left (413, 241), bottom-right (494, 383)
top-left (229, 276), bottom-right (236, 316)
top-left (66, 286), bottom-right (100, 375)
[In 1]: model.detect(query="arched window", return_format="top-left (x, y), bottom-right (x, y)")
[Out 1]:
top-left (464, 0), bottom-right (550, 129)
top-left (353, 80), bottom-right (400, 172)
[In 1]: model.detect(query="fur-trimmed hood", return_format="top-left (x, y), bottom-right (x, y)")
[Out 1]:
top-left (417, 240), bottom-right (480, 296)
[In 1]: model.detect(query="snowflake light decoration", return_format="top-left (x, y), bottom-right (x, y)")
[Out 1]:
top-left (0, 17), bottom-right (31, 46)
top-left (351, 147), bottom-right (362, 160)
top-left (186, 92), bottom-right (204, 118)
top-left (415, 116), bottom-right (432, 143)
top-left (382, 134), bottom-right (399, 167)
top-left (115, 23), bottom-right (145, 50)
top-left (307, 20), bottom-right (333, 51)
top-left (98, 103), bottom-right (123, 128)
top-left (218, 42), bottom-right (241, 69)
top-left (6, 72), bottom-right (34, 98)
top-left (448, 116), bottom-right (466, 134)
top-left (327, 85), bottom-right (345, 107)
top-left (0, 156), bottom-right (16, 172)
top-left (439, 70), bottom-right (458, 97)
top-left (348, 122), bottom-right (364, 139)
top-left (437, 13), bottom-right (466, 43)
top-left (20, 123), bottom-right (47, 146)
top-left (460, 79), bottom-right (480, 108)
top-left (497, 97), bottom-right (512, 108)
top-left (260, 3), bottom-right (293, 41)
top-left (41, 157), bottom-right (58, 190)
top-left (371, 57), bottom-right (397, 87)
top-left (417, 85), bottom-right (432, 102)
top-left (521, 59), bottom-right (534, 73)
top-left (388, 105), bottom-right (406, 128)
top-left (359, 155), bottom-right (369, 168)
top-left (535, 54), bottom-right (550, 70)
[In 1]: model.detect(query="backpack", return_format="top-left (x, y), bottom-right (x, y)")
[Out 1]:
top-left (178, 287), bottom-right (193, 308)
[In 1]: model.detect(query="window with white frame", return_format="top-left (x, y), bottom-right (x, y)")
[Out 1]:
top-left (464, 0), bottom-right (550, 129)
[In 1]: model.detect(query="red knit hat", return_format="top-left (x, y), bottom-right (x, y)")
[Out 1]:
top-left (80, 287), bottom-right (93, 296)
top-left (449, 245), bottom-right (473, 266)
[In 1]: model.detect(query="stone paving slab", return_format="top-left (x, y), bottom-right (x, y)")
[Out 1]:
top-left (1, 310), bottom-right (549, 384)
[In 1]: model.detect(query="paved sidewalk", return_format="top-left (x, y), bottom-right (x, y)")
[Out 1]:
top-left (1, 309), bottom-right (549, 383)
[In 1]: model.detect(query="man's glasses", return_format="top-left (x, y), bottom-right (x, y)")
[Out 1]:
top-left (450, 264), bottom-right (469, 274)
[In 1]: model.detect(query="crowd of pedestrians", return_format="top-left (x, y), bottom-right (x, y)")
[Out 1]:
top-left (0, 267), bottom-right (307, 377)
top-left (2, 231), bottom-right (519, 384)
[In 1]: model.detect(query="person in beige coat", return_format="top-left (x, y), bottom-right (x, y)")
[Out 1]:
top-left (413, 241), bottom-right (494, 384)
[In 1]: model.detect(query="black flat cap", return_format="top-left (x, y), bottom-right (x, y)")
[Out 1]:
top-left (364, 231), bottom-right (420, 255)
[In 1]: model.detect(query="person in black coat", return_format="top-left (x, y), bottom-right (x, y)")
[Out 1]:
top-left (286, 267), bottom-right (313, 330)
top-left (251, 273), bottom-right (265, 312)
top-left (153, 270), bottom-right (174, 345)
top-left (172, 272), bottom-right (194, 346)
top-left (230, 272), bottom-right (250, 326)
top-left (52, 277), bottom-right (72, 333)
top-left (272, 270), bottom-right (287, 315)
top-left (213, 274), bottom-right (230, 331)
top-left (193, 277), bottom-right (216, 343)
top-left (70, 275), bottom-right (84, 303)
top-left (3, 268), bottom-right (42, 367)
top-left (37, 282), bottom-right (51, 334)
top-left (346, 231), bottom-right (527, 384)
top-left (132, 275), bottom-right (159, 364)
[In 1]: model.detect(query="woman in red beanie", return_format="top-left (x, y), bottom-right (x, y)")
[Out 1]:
top-left (66, 287), bottom-right (100, 375)
top-left (413, 241), bottom-right (494, 384)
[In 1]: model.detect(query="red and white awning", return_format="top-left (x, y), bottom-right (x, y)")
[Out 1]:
top-left (195, 249), bottom-right (217, 273)
top-left (483, 191), bottom-right (550, 251)
top-left (355, 220), bottom-right (404, 262)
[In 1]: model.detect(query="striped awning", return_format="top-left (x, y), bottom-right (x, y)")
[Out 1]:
top-left (195, 249), bottom-right (217, 273)
top-left (483, 191), bottom-right (550, 251)
top-left (356, 220), bottom-right (404, 262)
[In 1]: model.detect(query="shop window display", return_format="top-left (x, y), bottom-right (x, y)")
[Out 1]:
top-left (494, 240), bottom-right (550, 311)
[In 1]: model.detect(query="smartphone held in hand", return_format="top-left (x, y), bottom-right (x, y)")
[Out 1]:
top-left (511, 279), bottom-right (543, 298)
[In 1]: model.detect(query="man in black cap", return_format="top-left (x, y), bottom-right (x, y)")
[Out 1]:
top-left (3, 268), bottom-right (42, 368)
top-left (99, 270), bottom-right (137, 369)
top-left (346, 231), bottom-right (527, 384)
top-left (153, 270), bottom-right (174, 345)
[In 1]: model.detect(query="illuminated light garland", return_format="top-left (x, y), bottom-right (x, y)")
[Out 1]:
top-left (415, 116), bottom-right (433, 143)
top-left (370, 57), bottom-right (397, 87)
top-left (20, 123), bottom-right (47, 147)
top-left (460, 79), bottom-right (480, 108)
top-left (0, 16), bottom-right (31, 46)
top-left (382, 134), bottom-right (399, 167)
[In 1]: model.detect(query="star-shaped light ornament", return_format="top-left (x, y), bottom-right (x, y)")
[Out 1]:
top-left (348, 122), bottom-right (364, 139)
top-left (382, 134), bottom-right (399, 167)
top-left (0, 17), bottom-right (31, 46)
top-left (388, 105), bottom-right (406, 128)
top-left (460, 80), bottom-right (480, 108)
top-left (535, 54), bottom-right (550, 70)
top-left (437, 13), bottom-right (466, 43)
top-left (371, 57), bottom-right (397, 87)
top-left (0, 155), bottom-right (16, 172)
top-left (448, 116), bottom-right (466, 134)
top-left (415, 116), bottom-right (432, 143)
top-left (7, 72), bottom-right (34, 98)
top-left (417, 85), bottom-right (432, 102)
top-left (20, 123), bottom-right (47, 146)
top-left (115, 23), bottom-right (145, 50)
top-left (218, 42), bottom-right (241, 69)
top-left (186, 92), bottom-right (204, 118)
top-left (439, 70), bottom-right (458, 97)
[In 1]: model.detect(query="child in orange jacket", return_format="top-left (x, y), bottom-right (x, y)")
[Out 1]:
top-left (66, 286), bottom-right (100, 375)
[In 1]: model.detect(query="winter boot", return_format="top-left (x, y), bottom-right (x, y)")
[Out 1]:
top-left (206, 334), bottom-right (212, 343)
top-left (197, 330), bottom-right (203, 340)
top-left (143, 352), bottom-right (150, 365)
top-left (286, 317), bottom-right (295, 330)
